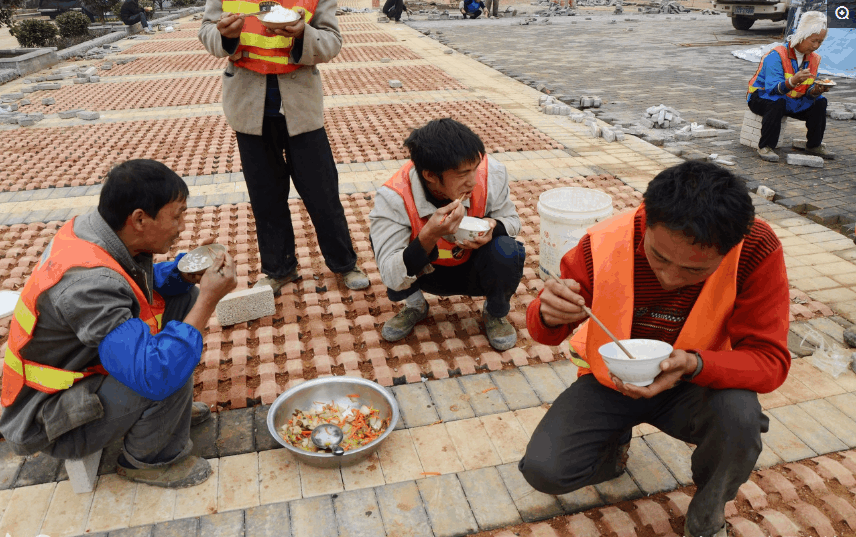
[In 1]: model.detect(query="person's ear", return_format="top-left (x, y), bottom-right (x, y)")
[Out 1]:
top-left (423, 170), bottom-right (443, 186)
top-left (125, 208), bottom-right (150, 233)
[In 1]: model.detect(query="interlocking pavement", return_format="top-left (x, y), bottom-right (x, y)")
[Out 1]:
top-left (1, 5), bottom-right (856, 537)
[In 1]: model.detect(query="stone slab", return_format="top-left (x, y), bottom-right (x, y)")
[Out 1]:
top-left (769, 405), bottom-right (847, 455)
top-left (290, 495), bottom-right (338, 537)
top-left (198, 510), bottom-right (244, 537)
top-left (557, 485), bottom-right (604, 514)
top-left (762, 414), bottom-right (818, 462)
top-left (216, 285), bottom-right (276, 326)
top-left (332, 488), bottom-right (386, 537)
top-left (416, 474), bottom-right (480, 537)
top-left (593, 472), bottom-right (644, 504)
top-left (425, 377), bottom-right (476, 422)
top-left (625, 437), bottom-right (678, 495)
top-left (392, 382), bottom-right (440, 428)
top-left (643, 432), bottom-right (694, 486)
top-left (497, 462), bottom-right (563, 522)
top-left (216, 406), bottom-right (255, 457)
top-left (458, 373), bottom-right (509, 416)
top-left (245, 501), bottom-right (291, 537)
top-left (458, 466), bottom-right (523, 530)
top-left (490, 369), bottom-right (541, 410)
top-left (519, 364), bottom-right (567, 403)
top-left (375, 481), bottom-right (434, 537)
top-left (797, 398), bottom-right (856, 448)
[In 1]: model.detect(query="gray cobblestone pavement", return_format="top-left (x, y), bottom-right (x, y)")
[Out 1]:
top-left (409, 13), bottom-right (856, 242)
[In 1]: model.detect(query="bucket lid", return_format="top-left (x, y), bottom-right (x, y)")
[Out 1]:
top-left (0, 290), bottom-right (19, 319)
top-left (538, 187), bottom-right (612, 214)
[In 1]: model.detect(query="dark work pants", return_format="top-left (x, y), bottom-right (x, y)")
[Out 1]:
top-left (382, 0), bottom-right (405, 20)
top-left (387, 235), bottom-right (525, 318)
top-left (518, 374), bottom-right (769, 537)
top-left (125, 12), bottom-right (151, 28)
top-left (747, 92), bottom-right (827, 150)
top-left (47, 288), bottom-right (199, 467)
top-left (236, 118), bottom-right (357, 279)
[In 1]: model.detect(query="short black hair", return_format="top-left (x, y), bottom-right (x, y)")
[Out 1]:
top-left (643, 161), bottom-right (754, 254)
top-left (404, 118), bottom-right (485, 184)
top-left (98, 159), bottom-right (189, 231)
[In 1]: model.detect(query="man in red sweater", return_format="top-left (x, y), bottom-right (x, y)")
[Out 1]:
top-left (520, 161), bottom-right (790, 537)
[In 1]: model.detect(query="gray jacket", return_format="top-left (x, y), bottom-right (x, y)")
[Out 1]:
top-left (0, 212), bottom-right (159, 455)
top-left (369, 157), bottom-right (522, 292)
top-left (198, 0), bottom-right (342, 137)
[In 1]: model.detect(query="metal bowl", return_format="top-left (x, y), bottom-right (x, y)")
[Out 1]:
top-left (266, 377), bottom-right (399, 468)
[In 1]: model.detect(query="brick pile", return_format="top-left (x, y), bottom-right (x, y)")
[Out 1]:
top-left (478, 450), bottom-right (856, 537)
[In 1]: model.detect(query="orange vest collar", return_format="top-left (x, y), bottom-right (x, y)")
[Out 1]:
top-left (568, 206), bottom-right (742, 390)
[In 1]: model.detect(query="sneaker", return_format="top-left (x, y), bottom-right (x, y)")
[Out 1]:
top-left (757, 147), bottom-right (779, 162)
top-left (806, 143), bottom-right (836, 160)
top-left (482, 309), bottom-right (517, 351)
top-left (117, 455), bottom-right (212, 488)
top-left (190, 402), bottom-right (211, 427)
top-left (341, 266), bottom-right (370, 290)
top-left (254, 267), bottom-right (299, 295)
top-left (382, 302), bottom-right (428, 342)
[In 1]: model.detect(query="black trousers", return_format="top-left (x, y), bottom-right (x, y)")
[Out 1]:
top-left (387, 235), bottom-right (525, 318)
top-left (235, 117), bottom-right (357, 278)
top-left (518, 374), bottom-right (768, 537)
top-left (382, 0), bottom-right (405, 20)
top-left (747, 92), bottom-right (827, 150)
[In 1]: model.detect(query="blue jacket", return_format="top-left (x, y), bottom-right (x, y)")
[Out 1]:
top-left (748, 42), bottom-right (824, 114)
top-left (98, 252), bottom-right (203, 401)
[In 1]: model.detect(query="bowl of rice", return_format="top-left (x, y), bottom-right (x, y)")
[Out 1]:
top-left (266, 377), bottom-right (400, 467)
top-left (260, 5), bottom-right (301, 30)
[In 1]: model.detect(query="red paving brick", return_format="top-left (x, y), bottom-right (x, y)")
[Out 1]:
top-left (150, 29), bottom-right (200, 39)
top-left (99, 54), bottom-right (227, 76)
top-left (633, 499), bottom-right (672, 535)
top-left (339, 23), bottom-right (378, 31)
top-left (120, 39), bottom-right (207, 54)
top-left (24, 75), bottom-right (221, 113)
top-left (322, 65), bottom-right (466, 95)
top-left (342, 32), bottom-right (396, 43)
top-left (325, 100), bottom-right (563, 163)
top-left (330, 45), bottom-right (421, 63)
top-left (0, 116), bottom-right (239, 191)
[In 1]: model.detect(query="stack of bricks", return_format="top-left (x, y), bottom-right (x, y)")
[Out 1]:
top-left (739, 110), bottom-right (788, 149)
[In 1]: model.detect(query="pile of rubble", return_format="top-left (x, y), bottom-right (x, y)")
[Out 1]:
top-left (641, 104), bottom-right (685, 129)
top-left (533, 1), bottom-right (576, 16)
top-left (539, 95), bottom-right (572, 115)
top-left (21, 65), bottom-right (103, 86)
top-left (827, 102), bottom-right (856, 120)
top-left (83, 44), bottom-right (121, 60)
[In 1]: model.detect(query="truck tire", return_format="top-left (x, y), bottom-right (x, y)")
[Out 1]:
top-left (732, 15), bottom-right (755, 30)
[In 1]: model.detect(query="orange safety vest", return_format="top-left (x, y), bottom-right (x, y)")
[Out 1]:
top-left (222, 0), bottom-right (318, 75)
top-left (747, 45), bottom-right (820, 100)
top-left (1, 220), bottom-right (165, 407)
top-left (568, 207), bottom-right (743, 391)
top-left (383, 156), bottom-right (489, 266)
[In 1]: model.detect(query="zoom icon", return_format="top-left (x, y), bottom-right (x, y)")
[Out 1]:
top-left (829, 1), bottom-right (856, 27)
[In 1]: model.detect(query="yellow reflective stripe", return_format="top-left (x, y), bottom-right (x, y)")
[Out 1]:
top-left (24, 363), bottom-right (84, 391)
top-left (4, 348), bottom-right (82, 391)
top-left (13, 299), bottom-right (36, 335)
top-left (748, 87), bottom-right (758, 93)
top-left (4, 347), bottom-right (23, 376)
top-left (222, 0), bottom-right (254, 13)
top-left (155, 313), bottom-right (163, 330)
top-left (240, 32), bottom-right (292, 49)
top-left (570, 356), bottom-right (590, 369)
top-left (437, 249), bottom-right (453, 260)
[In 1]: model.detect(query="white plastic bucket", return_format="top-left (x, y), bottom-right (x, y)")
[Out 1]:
top-left (537, 187), bottom-right (613, 280)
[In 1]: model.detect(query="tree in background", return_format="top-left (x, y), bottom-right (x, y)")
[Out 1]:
top-left (81, 0), bottom-right (117, 21)
top-left (1, 0), bottom-right (22, 28)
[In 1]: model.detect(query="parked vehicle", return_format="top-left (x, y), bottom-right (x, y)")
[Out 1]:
top-left (712, 0), bottom-right (790, 29)
top-left (38, 0), bottom-right (96, 21)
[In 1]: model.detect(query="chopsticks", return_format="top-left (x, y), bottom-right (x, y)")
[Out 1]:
top-left (545, 273), bottom-right (638, 360)
top-left (441, 192), bottom-right (469, 224)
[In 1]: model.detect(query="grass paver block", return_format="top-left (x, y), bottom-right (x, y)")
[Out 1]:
top-left (416, 474), bottom-right (480, 537)
top-left (215, 285), bottom-right (276, 326)
top-left (245, 502), bottom-right (291, 537)
top-left (497, 462), bottom-right (564, 522)
top-left (458, 466), bottom-right (523, 530)
top-left (490, 369), bottom-right (541, 410)
top-left (376, 481), bottom-right (434, 537)
top-left (425, 378), bottom-right (476, 422)
top-left (392, 383), bottom-right (439, 428)
top-left (332, 489), bottom-right (386, 537)
top-left (550, 359), bottom-right (579, 387)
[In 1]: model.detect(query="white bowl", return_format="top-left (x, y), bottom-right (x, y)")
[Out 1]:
top-left (449, 216), bottom-right (491, 243)
top-left (598, 339), bottom-right (673, 387)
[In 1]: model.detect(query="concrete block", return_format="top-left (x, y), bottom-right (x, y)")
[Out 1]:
top-left (89, 76), bottom-right (100, 83)
top-left (77, 111), bottom-right (100, 120)
top-left (3, 103), bottom-right (18, 111)
top-left (639, 117), bottom-right (654, 129)
top-left (706, 118), bottom-right (730, 129)
top-left (757, 185), bottom-right (776, 200)
top-left (643, 134), bottom-right (664, 146)
top-left (602, 128), bottom-right (616, 142)
top-left (41, 98), bottom-right (55, 106)
top-left (792, 139), bottom-right (807, 149)
top-left (45, 74), bottom-right (66, 81)
top-left (388, 79), bottom-right (402, 88)
top-left (571, 113), bottom-right (585, 122)
top-left (675, 131), bottom-right (692, 142)
top-left (58, 109), bottom-right (83, 119)
top-left (786, 153), bottom-right (824, 168)
top-left (590, 123), bottom-right (601, 137)
top-left (73, 78), bottom-right (88, 84)
top-left (380, 58), bottom-right (391, 63)
top-left (1, 92), bottom-right (23, 100)
top-left (614, 131), bottom-right (626, 142)
top-left (21, 87), bottom-right (36, 93)
top-left (691, 128), bottom-right (719, 138)
top-left (216, 285), bottom-right (276, 326)
top-left (18, 118), bottom-right (35, 127)
top-left (101, 63), bottom-right (113, 70)
top-left (592, 97), bottom-right (602, 107)
top-left (829, 110), bottom-right (854, 120)
top-left (65, 449), bottom-right (102, 493)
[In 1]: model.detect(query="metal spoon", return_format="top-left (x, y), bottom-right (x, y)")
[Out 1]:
top-left (310, 423), bottom-right (345, 456)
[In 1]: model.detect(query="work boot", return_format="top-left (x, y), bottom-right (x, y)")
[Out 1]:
top-left (757, 147), bottom-right (779, 162)
top-left (607, 441), bottom-right (630, 480)
top-left (382, 302), bottom-right (428, 342)
top-left (684, 522), bottom-right (727, 537)
top-left (117, 455), bottom-right (211, 488)
top-left (483, 309), bottom-right (517, 351)
top-left (254, 267), bottom-right (299, 296)
top-left (806, 143), bottom-right (836, 160)
top-left (191, 402), bottom-right (211, 427)
top-left (341, 266), bottom-right (370, 290)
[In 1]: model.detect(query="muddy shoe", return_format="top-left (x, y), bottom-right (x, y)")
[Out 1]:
top-left (483, 309), bottom-right (517, 351)
top-left (254, 267), bottom-right (299, 295)
top-left (757, 147), bottom-right (779, 162)
top-left (382, 303), bottom-right (428, 342)
top-left (806, 143), bottom-right (836, 160)
top-left (117, 455), bottom-right (211, 488)
top-left (611, 442), bottom-right (630, 478)
top-left (191, 402), bottom-right (211, 427)
top-left (342, 266), bottom-right (370, 290)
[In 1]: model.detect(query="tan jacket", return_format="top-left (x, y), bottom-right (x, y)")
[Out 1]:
top-left (198, 0), bottom-right (342, 136)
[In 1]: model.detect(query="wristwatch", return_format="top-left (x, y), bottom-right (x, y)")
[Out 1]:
top-left (681, 352), bottom-right (703, 382)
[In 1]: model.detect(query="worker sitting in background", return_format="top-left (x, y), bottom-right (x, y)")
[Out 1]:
top-left (120, 0), bottom-right (155, 33)
top-left (370, 118), bottom-right (525, 351)
top-left (747, 10), bottom-right (833, 162)
top-left (0, 159), bottom-right (237, 488)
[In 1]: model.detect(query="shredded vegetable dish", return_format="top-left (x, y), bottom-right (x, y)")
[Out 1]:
top-left (279, 396), bottom-right (390, 453)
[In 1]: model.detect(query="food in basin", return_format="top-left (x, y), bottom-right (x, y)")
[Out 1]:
top-left (280, 399), bottom-right (390, 453)
top-left (599, 339), bottom-right (673, 387)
